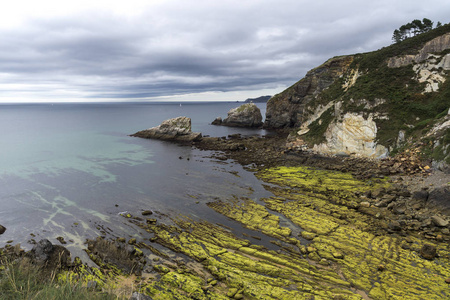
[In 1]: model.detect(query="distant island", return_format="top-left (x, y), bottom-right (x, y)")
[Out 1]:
top-left (243, 95), bottom-right (272, 103)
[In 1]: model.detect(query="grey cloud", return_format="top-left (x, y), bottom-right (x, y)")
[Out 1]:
top-left (0, 0), bottom-right (449, 101)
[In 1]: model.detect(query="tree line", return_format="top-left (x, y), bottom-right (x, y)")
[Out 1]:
top-left (392, 18), bottom-right (442, 43)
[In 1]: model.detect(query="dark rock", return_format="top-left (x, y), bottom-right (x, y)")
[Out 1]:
top-left (388, 221), bottom-right (402, 231)
top-left (142, 210), bottom-right (153, 216)
top-left (0, 225), bottom-right (6, 234)
top-left (211, 117), bottom-right (222, 125)
top-left (56, 236), bottom-right (67, 244)
top-left (221, 103), bottom-right (263, 128)
top-left (86, 237), bottom-right (143, 275)
top-left (420, 244), bottom-right (437, 260)
top-left (131, 116), bottom-right (202, 142)
top-left (27, 239), bottom-right (72, 275)
top-left (31, 239), bottom-right (54, 262)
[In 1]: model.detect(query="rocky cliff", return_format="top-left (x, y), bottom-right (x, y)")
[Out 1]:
top-left (264, 55), bottom-right (354, 128)
top-left (265, 24), bottom-right (450, 167)
top-left (213, 103), bottom-right (263, 128)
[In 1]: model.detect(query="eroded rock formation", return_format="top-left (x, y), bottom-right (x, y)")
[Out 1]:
top-left (312, 113), bottom-right (388, 158)
top-left (131, 116), bottom-right (202, 142)
top-left (214, 103), bottom-right (263, 128)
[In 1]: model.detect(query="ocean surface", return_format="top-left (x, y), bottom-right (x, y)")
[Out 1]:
top-left (0, 102), bottom-right (274, 258)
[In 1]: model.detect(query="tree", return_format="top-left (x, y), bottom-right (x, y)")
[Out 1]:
top-left (392, 29), bottom-right (403, 43)
top-left (392, 18), bottom-right (440, 43)
top-left (422, 18), bottom-right (433, 32)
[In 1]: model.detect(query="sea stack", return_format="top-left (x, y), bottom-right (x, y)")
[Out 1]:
top-left (131, 116), bottom-right (202, 142)
top-left (212, 103), bottom-right (263, 128)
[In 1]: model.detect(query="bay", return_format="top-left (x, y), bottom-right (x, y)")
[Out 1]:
top-left (0, 102), bottom-right (271, 258)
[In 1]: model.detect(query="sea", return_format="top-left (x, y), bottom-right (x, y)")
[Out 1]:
top-left (0, 102), bottom-right (274, 258)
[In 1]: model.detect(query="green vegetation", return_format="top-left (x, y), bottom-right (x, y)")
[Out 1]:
top-left (392, 18), bottom-right (438, 43)
top-left (0, 259), bottom-right (117, 300)
top-left (302, 107), bottom-right (334, 145)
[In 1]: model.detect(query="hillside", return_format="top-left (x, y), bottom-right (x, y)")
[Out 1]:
top-left (264, 23), bottom-right (450, 169)
top-left (244, 95), bottom-right (272, 103)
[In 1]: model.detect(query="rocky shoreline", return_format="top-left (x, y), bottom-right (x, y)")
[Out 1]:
top-left (2, 132), bottom-right (450, 299)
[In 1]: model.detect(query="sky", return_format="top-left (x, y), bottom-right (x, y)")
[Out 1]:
top-left (0, 0), bottom-right (449, 103)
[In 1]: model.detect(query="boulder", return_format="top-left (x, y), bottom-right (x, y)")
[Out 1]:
top-left (220, 103), bottom-right (263, 128)
top-left (420, 244), bottom-right (437, 260)
top-left (27, 239), bottom-right (72, 274)
top-left (0, 225), bottom-right (6, 234)
top-left (131, 116), bottom-right (202, 142)
top-left (211, 117), bottom-right (222, 125)
top-left (30, 239), bottom-right (54, 262)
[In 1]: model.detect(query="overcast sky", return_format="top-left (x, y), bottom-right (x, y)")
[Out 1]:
top-left (0, 0), bottom-right (448, 102)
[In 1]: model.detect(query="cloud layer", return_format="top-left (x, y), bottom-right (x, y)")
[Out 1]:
top-left (0, 0), bottom-right (449, 102)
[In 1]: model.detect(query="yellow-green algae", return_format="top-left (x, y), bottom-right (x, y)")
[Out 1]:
top-left (207, 198), bottom-right (295, 243)
top-left (66, 165), bottom-right (449, 299)
top-left (252, 166), bottom-right (450, 299)
top-left (139, 218), bottom-right (363, 299)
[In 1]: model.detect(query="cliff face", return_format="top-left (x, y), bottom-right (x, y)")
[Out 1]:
top-left (264, 55), bottom-right (354, 128)
top-left (265, 24), bottom-right (450, 165)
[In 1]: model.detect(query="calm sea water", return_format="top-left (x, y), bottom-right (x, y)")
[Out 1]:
top-left (0, 102), bottom-right (272, 257)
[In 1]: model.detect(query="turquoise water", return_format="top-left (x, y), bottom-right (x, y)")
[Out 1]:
top-left (0, 102), bottom-right (270, 257)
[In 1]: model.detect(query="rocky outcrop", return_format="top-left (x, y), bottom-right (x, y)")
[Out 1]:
top-left (387, 33), bottom-right (450, 68)
top-left (312, 113), bottom-right (388, 158)
top-left (264, 55), bottom-right (354, 129)
top-left (131, 116), bottom-right (202, 142)
top-left (387, 33), bottom-right (450, 93)
top-left (215, 103), bottom-right (263, 128)
top-left (0, 225), bottom-right (6, 234)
